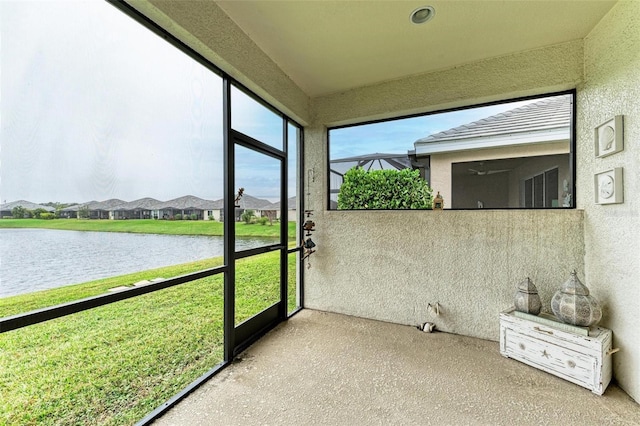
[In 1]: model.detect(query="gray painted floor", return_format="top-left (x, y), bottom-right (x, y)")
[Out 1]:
top-left (154, 310), bottom-right (640, 425)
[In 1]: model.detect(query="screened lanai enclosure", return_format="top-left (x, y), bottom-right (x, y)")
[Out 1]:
top-left (2, 0), bottom-right (640, 424)
top-left (0, 1), bottom-right (303, 424)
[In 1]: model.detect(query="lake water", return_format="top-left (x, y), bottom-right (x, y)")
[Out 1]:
top-left (0, 228), bottom-right (276, 298)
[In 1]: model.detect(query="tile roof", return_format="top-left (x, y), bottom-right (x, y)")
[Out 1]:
top-left (86, 199), bottom-right (126, 211)
top-left (60, 203), bottom-right (93, 212)
top-left (235, 194), bottom-right (276, 210)
top-left (270, 196), bottom-right (297, 210)
top-left (154, 195), bottom-right (216, 210)
top-left (111, 197), bottom-right (162, 210)
top-left (415, 95), bottom-right (571, 145)
top-left (5, 194), bottom-right (275, 213)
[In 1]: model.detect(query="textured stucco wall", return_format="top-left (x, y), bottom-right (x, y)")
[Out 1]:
top-left (126, 0), bottom-right (310, 125)
top-left (305, 42), bottom-right (587, 341)
top-left (305, 209), bottom-right (584, 341)
top-left (578, 0), bottom-right (640, 402)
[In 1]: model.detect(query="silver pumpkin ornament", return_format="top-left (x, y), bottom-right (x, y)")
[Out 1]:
top-left (551, 271), bottom-right (602, 327)
top-left (514, 277), bottom-right (542, 315)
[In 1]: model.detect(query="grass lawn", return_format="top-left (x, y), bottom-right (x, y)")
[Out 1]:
top-left (0, 219), bottom-right (297, 240)
top-left (0, 253), bottom-right (298, 425)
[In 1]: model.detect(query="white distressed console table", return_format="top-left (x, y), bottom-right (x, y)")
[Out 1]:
top-left (500, 308), bottom-right (614, 395)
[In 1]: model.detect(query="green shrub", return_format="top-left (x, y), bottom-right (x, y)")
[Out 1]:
top-left (32, 208), bottom-right (48, 219)
top-left (40, 213), bottom-right (55, 220)
top-left (257, 216), bottom-right (269, 225)
top-left (175, 214), bottom-right (182, 220)
top-left (190, 214), bottom-right (198, 220)
top-left (337, 167), bottom-right (433, 210)
top-left (241, 209), bottom-right (255, 224)
top-left (11, 206), bottom-right (29, 218)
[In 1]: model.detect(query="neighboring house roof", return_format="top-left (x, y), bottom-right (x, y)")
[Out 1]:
top-left (87, 199), bottom-right (126, 211)
top-left (61, 202), bottom-right (93, 212)
top-left (235, 194), bottom-right (275, 210)
top-left (197, 198), bottom-right (223, 210)
top-left (270, 196), bottom-right (297, 210)
top-left (112, 197), bottom-right (162, 211)
top-left (6, 195), bottom-right (275, 214)
top-left (206, 199), bottom-right (225, 209)
top-left (154, 195), bottom-right (212, 210)
top-left (57, 199), bottom-right (124, 213)
top-left (0, 200), bottom-right (55, 212)
top-left (414, 95), bottom-right (571, 156)
top-left (152, 195), bottom-right (223, 210)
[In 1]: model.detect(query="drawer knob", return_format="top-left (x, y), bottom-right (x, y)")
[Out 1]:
top-left (518, 343), bottom-right (526, 350)
top-left (567, 360), bottom-right (576, 368)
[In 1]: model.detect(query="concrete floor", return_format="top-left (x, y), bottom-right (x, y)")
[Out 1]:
top-left (154, 310), bottom-right (640, 426)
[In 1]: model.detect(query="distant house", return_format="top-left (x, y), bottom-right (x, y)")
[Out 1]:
top-left (59, 199), bottom-right (124, 219)
top-left (233, 194), bottom-right (276, 222)
top-left (200, 198), bottom-right (224, 221)
top-left (92, 199), bottom-right (126, 219)
top-left (0, 200), bottom-right (55, 218)
top-left (59, 203), bottom-right (88, 219)
top-left (413, 95), bottom-right (571, 209)
top-left (152, 195), bottom-right (205, 220)
top-left (4, 194), bottom-right (279, 222)
top-left (111, 198), bottom-right (161, 220)
top-left (270, 196), bottom-right (298, 222)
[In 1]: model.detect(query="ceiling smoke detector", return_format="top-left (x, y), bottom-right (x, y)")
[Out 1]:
top-left (410, 6), bottom-right (435, 25)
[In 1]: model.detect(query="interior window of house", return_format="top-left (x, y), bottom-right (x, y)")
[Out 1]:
top-left (328, 92), bottom-right (575, 210)
top-left (524, 168), bottom-right (560, 208)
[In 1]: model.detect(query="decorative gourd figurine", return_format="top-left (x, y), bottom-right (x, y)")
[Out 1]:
top-left (514, 277), bottom-right (542, 315)
top-left (432, 192), bottom-right (444, 210)
top-left (551, 270), bottom-right (602, 327)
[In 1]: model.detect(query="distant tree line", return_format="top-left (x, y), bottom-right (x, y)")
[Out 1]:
top-left (11, 206), bottom-right (53, 219)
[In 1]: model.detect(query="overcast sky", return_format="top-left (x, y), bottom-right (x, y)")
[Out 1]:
top-left (1, 0), bottom-right (284, 204)
top-left (1, 0), bottom-right (533, 205)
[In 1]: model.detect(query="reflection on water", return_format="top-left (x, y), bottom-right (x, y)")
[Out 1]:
top-left (0, 228), bottom-right (275, 298)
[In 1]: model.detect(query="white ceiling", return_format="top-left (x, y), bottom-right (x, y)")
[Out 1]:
top-left (215, 0), bottom-right (616, 98)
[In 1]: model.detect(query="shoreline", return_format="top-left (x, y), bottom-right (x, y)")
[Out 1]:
top-left (0, 218), bottom-right (295, 238)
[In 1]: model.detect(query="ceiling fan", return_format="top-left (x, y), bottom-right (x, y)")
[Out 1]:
top-left (468, 162), bottom-right (511, 176)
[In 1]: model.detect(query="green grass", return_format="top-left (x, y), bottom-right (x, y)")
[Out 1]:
top-left (0, 253), bottom-right (299, 425)
top-left (0, 219), bottom-right (297, 240)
